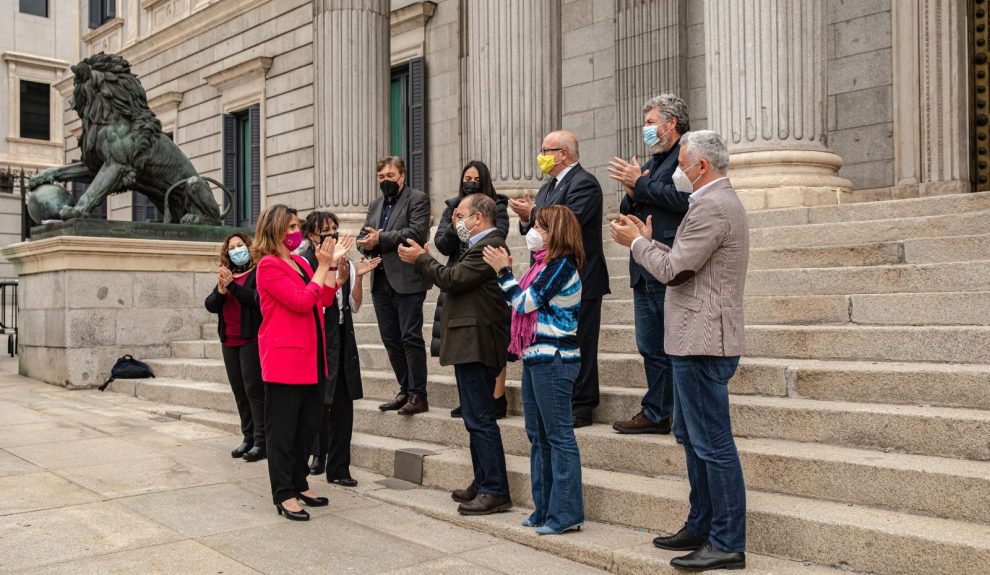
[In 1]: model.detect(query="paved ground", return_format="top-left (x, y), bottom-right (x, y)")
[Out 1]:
top-left (0, 358), bottom-right (607, 575)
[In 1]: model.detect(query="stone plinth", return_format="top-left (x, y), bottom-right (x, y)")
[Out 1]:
top-left (1, 235), bottom-right (220, 388)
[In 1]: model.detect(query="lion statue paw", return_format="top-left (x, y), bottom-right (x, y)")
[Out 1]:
top-left (28, 169), bottom-right (60, 190)
top-left (58, 205), bottom-right (87, 221)
top-left (179, 213), bottom-right (204, 225)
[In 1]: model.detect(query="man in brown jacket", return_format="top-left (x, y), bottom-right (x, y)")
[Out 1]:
top-left (611, 130), bottom-right (749, 572)
top-left (398, 193), bottom-right (512, 516)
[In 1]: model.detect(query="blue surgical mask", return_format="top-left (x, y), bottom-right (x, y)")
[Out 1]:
top-left (228, 245), bottom-right (250, 266)
top-left (642, 125), bottom-right (660, 148)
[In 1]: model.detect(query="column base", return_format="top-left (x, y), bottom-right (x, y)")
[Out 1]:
top-left (728, 149), bottom-right (854, 210)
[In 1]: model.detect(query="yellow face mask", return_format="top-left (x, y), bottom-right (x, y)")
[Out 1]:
top-left (536, 153), bottom-right (556, 174)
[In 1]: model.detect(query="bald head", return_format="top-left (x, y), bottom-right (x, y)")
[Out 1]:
top-left (541, 131), bottom-right (580, 176)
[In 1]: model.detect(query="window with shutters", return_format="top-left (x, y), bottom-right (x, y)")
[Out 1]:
top-left (88, 0), bottom-right (115, 29)
top-left (19, 80), bottom-right (50, 141)
top-left (19, 0), bottom-right (47, 17)
top-left (71, 181), bottom-right (107, 220)
top-left (223, 106), bottom-right (261, 228)
top-left (132, 132), bottom-right (171, 222)
top-left (389, 58), bottom-right (427, 193)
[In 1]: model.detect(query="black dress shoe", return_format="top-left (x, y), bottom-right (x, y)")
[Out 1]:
top-left (669, 542), bottom-right (745, 571)
top-left (450, 405), bottom-right (463, 418)
top-left (572, 416), bottom-right (593, 429)
top-left (457, 493), bottom-right (512, 515)
top-left (242, 446), bottom-right (266, 462)
top-left (296, 492), bottom-right (329, 507)
top-left (379, 393), bottom-right (408, 412)
top-left (451, 482), bottom-right (478, 503)
top-left (275, 503), bottom-right (309, 521)
top-left (653, 526), bottom-right (707, 551)
top-left (309, 454), bottom-right (326, 476)
top-left (397, 394), bottom-right (429, 416)
top-left (329, 477), bottom-right (358, 487)
top-left (494, 395), bottom-right (508, 419)
top-left (231, 441), bottom-right (252, 458)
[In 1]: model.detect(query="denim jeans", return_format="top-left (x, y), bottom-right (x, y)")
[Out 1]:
top-left (634, 278), bottom-right (674, 423)
top-left (521, 353), bottom-right (584, 531)
top-left (671, 355), bottom-right (746, 553)
top-left (454, 362), bottom-right (510, 497)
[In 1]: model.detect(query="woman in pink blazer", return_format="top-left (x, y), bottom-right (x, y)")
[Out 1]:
top-left (253, 203), bottom-right (352, 521)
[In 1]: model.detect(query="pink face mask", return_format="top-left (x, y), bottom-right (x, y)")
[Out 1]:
top-left (282, 230), bottom-right (303, 251)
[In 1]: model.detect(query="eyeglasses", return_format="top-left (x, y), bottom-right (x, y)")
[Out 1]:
top-left (539, 147), bottom-right (563, 155)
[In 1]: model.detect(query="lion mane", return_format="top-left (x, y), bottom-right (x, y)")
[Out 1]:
top-left (71, 52), bottom-right (162, 171)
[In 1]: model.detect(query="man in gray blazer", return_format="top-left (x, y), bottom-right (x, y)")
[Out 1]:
top-left (358, 157), bottom-right (432, 416)
top-left (610, 130), bottom-right (749, 572)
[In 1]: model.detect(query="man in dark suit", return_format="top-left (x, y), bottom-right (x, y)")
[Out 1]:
top-left (398, 193), bottom-right (512, 515)
top-left (607, 94), bottom-right (691, 435)
top-left (509, 130), bottom-right (610, 428)
top-left (358, 157), bottom-right (432, 416)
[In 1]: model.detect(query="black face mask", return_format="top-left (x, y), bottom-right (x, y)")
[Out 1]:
top-left (379, 179), bottom-right (400, 198)
top-left (461, 180), bottom-right (481, 196)
top-left (319, 232), bottom-right (338, 245)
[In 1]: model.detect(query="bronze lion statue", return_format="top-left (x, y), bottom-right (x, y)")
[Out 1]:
top-left (29, 52), bottom-right (225, 225)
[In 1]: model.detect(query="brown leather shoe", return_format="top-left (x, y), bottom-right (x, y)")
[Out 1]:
top-left (379, 393), bottom-right (408, 412)
top-left (397, 394), bottom-right (429, 416)
top-left (613, 410), bottom-right (672, 434)
top-left (457, 493), bottom-right (512, 515)
top-left (451, 482), bottom-right (478, 503)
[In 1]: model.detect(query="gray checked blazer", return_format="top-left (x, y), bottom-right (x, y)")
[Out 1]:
top-left (630, 178), bottom-right (749, 357)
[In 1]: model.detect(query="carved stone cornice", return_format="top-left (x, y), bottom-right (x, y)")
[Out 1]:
top-left (147, 91), bottom-right (184, 111)
top-left (1, 236), bottom-right (219, 276)
top-left (203, 57), bottom-right (273, 92)
top-left (81, 18), bottom-right (124, 43)
top-left (1, 52), bottom-right (70, 71)
top-left (390, 1), bottom-right (436, 35)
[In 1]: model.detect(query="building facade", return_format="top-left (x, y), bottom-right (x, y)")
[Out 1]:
top-left (15, 0), bottom-right (990, 231)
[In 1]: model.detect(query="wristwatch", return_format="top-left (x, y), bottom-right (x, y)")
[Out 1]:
top-left (497, 266), bottom-right (512, 279)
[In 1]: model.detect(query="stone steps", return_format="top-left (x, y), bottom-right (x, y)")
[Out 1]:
top-left (349, 322), bottom-right (990, 363)
top-left (750, 233), bottom-right (990, 269)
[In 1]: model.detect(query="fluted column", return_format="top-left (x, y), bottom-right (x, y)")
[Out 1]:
top-left (705, 0), bottom-right (852, 208)
top-left (314, 0), bottom-right (390, 211)
top-left (462, 0), bottom-right (561, 193)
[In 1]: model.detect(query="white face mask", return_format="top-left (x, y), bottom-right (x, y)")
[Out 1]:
top-left (525, 227), bottom-right (545, 252)
top-left (455, 214), bottom-right (477, 243)
top-left (672, 162), bottom-right (701, 193)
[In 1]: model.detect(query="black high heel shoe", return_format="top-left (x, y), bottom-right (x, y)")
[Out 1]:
top-left (275, 502), bottom-right (309, 521)
top-left (296, 492), bottom-right (329, 507)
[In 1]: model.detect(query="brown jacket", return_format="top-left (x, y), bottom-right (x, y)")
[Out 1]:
top-left (414, 230), bottom-right (510, 368)
top-left (631, 179), bottom-right (749, 357)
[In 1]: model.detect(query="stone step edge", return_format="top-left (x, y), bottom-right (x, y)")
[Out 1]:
top-left (363, 481), bottom-right (850, 575)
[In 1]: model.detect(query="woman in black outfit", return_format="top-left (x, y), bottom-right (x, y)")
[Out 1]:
top-left (433, 160), bottom-right (512, 419)
top-left (302, 211), bottom-right (381, 486)
top-left (205, 232), bottom-right (266, 462)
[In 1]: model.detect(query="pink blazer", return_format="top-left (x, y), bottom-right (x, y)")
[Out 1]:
top-left (256, 254), bottom-right (338, 384)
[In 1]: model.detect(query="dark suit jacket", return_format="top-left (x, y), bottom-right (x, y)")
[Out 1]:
top-left (359, 186), bottom-right (432, 294)
top-left (619, 140), bottom-right (691, 287)
top-left (204, 268), bottom-right (261, 342)
top-left (520, 163), bottom-right (610, 300)
top-left (414, 230), bottom-right (510, 369)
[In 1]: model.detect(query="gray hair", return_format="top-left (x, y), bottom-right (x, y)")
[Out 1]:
top-left (642, 94), bottom-right (690, 134)
top-left (680, 130), bottom-right (730, 174)
top-left (461, 193), bottom-right (497, 225)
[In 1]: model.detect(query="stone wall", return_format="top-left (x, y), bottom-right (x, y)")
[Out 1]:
top-left (423, 0), bottom-right (462, 221)
top-left (826, 0), bottom-right (895, 191)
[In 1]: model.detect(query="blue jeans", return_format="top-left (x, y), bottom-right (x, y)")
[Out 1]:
top-left (454, 362), bottom-right (510, 497)
top-left (671, 355), bottom-right (746, 553)
top-left (521, 353), bottom-right (584, 531)
top-left (634, 278), bottom-right (674, 423)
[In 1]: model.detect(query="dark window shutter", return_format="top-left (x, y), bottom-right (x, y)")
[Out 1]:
top-left (132, 192), bottom-right (146, 221)
top-left (408, 58), bottom-right (427, 193)
top-left (249, 105), bottom-right (261, 226)
top-left (71, 181), bottom-right (106, 220)
top-left (105, 0), bottom-right (115, 19)
top-left (88, 0), bottom-right (101, 28)
top-left (222, 113), bottom-right (237, 226)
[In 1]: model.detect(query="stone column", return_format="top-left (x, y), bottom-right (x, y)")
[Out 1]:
top-left (313, 0), bottom-right (390, 217)
top-left (462, 0), bottom-right (561, 194)
top-left (704, 0), bottom-right (852, 209)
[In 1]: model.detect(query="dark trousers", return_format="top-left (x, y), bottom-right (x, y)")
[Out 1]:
top-left (671, 355), bottom-right (746, 553)
top-left (265, 381), bottom-right (323, 505)
top-left (221, 339), bottom-right (265, 447)
top-left (634, 278), bottom-right (674, 423)
top-left (455, 362), bottom-right (510, 497)
top-left (571, 297), bottom-right (602, 420)
top-left (371, 274), bottom-right (428, 398)
top-left (313, 377), bottom-right (355, 480)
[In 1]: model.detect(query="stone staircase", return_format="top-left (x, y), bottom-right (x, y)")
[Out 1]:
top-left (109, 191), bottom-right (990, 574)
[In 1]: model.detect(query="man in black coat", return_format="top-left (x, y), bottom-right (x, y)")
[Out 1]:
top-left (607, 94), bottom-right (691, 435)
top-left (399, 193), bottom-right (512, 515)
top-left (358, 156), bottom-right (432, 416)
top-left (509, 130), bottom-right (610, 428)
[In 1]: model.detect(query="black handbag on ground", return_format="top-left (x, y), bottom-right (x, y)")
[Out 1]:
top-left (98, 354), bottom-right (155, 391)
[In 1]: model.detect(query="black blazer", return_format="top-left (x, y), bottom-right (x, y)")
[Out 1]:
top-left (302, 248), bottom-right (363, 404)
top-left (204, 268), bottom-right (261, 343)
top-left (414, 231), bottom-right (510, 369)
top-left (520, 164), bottom-right (610, 300)
top-left (358, 186), bottom-right (432, 294)
top-left (619, 140), bottom-right (690, 287)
